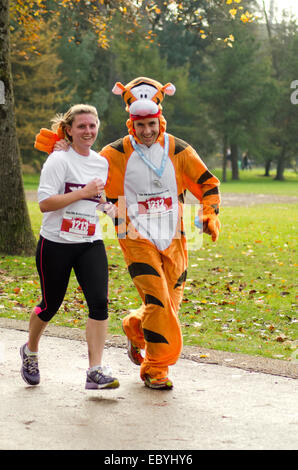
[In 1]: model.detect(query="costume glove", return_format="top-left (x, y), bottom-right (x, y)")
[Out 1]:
top-left (34, 127), bottom-right (64, 154)
top-left (202, 214), bottom-right (221, 242)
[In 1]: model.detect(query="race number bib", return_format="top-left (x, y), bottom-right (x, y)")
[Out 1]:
top-left (137, 190), bottom-right (173, 216)
top-left (60, 207), bottom-right (97, 241)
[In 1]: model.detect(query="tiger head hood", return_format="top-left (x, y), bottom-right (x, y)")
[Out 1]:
top-left (112, 77), bottom-right (175, 142)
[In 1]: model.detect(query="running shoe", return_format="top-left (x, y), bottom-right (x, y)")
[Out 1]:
top-left (122, 323), bottom-right (145, 365)
top-left (85, 366), bottom-right (119, 390)
top-left (144, 374), bottom-right (173, 390)
top-left (127, 338), bottom-right (145, 366)
top-left (20, 344), bottom-right (40, 386)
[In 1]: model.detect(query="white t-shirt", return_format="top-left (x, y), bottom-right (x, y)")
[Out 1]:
top-left (38, 147), bottom-right (109, 243)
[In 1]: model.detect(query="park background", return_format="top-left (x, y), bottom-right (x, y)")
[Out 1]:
top-left (0, 0), bottom-right (297, 363)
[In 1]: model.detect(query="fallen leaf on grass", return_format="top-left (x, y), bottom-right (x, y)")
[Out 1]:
top-left (275, 334), bottom-right (287, 342)
top-left (13, 302), bottom-right (26, 309)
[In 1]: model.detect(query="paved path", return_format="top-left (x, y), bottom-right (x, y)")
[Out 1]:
top-left (186, 192), bottom-right (298, 206)
top-left (1, 325), bottom-right (297, 451)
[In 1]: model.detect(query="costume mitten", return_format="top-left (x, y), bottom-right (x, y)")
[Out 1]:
top-left (34, 127), bottom-right (64, 154)
top-left (202, 213), bottom-right (221, 242)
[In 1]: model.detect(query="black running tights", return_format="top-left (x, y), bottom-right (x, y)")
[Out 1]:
top-left (35, 236), bottom-right (108, 322)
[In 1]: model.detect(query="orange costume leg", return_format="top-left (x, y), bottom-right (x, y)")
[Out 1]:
top-left (120, 236), bottom-right (187, 381)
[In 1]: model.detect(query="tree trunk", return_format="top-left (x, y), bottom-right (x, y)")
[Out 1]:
top-left (275, 148), bottom-right (286, 181)
top-left (0, 0), bottom-right (36, 255)
top-left (264, 158), bottom-right (272, 176)
top-left (230, 143), bottom-right (239, 180)
top-left (222, 135), bottom-right (228, 182)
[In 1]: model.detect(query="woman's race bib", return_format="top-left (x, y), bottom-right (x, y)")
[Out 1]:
top-left (60, 201), bottom-right (97, 241)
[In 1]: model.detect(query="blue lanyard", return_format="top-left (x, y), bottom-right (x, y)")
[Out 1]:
top-left (129, 133), bottom-right (169, 179)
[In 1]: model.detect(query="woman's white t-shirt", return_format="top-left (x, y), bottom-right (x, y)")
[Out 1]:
top-left (38, 147), bottom-right (109, 244)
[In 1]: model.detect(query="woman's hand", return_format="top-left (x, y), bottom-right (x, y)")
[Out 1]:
top-left (81, 178), bottom-right (105, 199)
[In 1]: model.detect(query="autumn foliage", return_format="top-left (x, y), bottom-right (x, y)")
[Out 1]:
top-left (10, 0), bottom-right (254, 52)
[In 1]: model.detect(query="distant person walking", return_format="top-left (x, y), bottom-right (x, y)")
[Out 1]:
top-left (242, 152), bottom-right (252, 170)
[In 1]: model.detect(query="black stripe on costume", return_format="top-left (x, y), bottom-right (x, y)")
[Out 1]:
top-left (197, 170), bottom-right (214, 185)
top-left (145, 294), bottom-right (164, 308)
top-left (143, 328), bottom-right (169, 344)
top-left (203, 187), bottom-right (219, 198)
top-left (110, 138), bottom-right (125, 153)
top-left (174, 137), bottom-right (188, 155)
top-left (174, 270), bottom-right (187, 289)
top-left (212, 203), bottom-right (220, 215)
top-left (131, 79), bottom-right (158, 89)
top-left (128, 262), bottom-right (161, 279)
top-left (112, 217), bottom-right (125, 227)
top-left (178, 192), bottom-right (185, 203)
top-left (106, 197), bottom-right (118, 204)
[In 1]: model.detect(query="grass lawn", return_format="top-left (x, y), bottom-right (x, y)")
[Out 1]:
top-left (213, 168), bottom-right (298, 195)
top-left (0, 171), bottom-right (297, 361)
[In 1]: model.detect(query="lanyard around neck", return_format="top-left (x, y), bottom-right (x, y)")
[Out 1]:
top-left (129, 133), bottom-right (169, 179)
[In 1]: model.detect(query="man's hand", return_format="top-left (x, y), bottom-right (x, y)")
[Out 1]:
top-left (98, 202), bottom-right (118, 218)
top-left (54, 139), bottom-right (69, 151)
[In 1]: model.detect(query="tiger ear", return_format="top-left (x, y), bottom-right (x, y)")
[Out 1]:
top-left (162, 83), bottom-right (176, 96)
top-left (112, 82), bottom-right (126, 95)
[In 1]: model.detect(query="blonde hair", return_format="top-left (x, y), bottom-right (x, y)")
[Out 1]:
top-left (51, 104), bottom-right (99, 142)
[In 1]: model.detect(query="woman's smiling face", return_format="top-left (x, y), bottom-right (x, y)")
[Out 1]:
top-left (66, 113), bottom-right (99, 155)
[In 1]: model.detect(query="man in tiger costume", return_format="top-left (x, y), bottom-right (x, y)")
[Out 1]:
top-left (35, 76), bottom-right (221, 390)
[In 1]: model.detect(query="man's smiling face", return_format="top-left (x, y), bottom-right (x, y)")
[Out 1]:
top-left (133, 117), bottom-right (160, 147)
